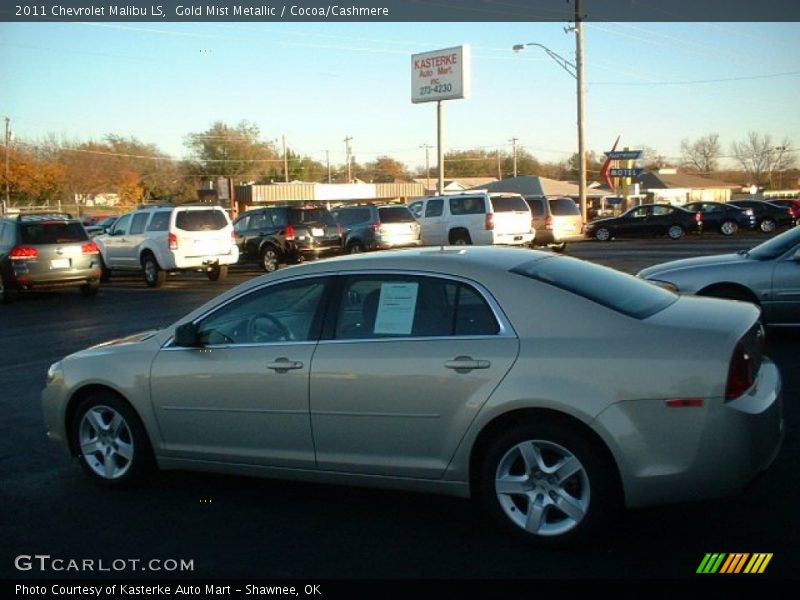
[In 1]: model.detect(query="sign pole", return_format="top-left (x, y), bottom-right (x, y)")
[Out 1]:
top-left (437, 101), bottom-right (444, 196)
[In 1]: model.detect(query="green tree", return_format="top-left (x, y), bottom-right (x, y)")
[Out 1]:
top-left (362, 155), bottom-right (411, 182)
top-left (185, 121), bottom-right (279, 183)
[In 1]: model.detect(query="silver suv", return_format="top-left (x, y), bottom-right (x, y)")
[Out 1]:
top-left (96, 204), bottom-right (239, 287)
top-left (408, 192), bottom-right (534, 247)
top-left (333, 204), bottom-right (422, 253)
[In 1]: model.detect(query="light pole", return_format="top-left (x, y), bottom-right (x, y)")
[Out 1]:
top-left (513, 10), bottom-right (588, 223)
top-left (420, 143), bottom-right (432, 193)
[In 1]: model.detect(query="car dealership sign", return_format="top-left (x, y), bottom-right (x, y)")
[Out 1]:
top-left (411, 45), bottom-right (471, 103)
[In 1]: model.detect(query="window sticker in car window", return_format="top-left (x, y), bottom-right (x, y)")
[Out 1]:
top-left (373, 282), bottom-right (419, 335)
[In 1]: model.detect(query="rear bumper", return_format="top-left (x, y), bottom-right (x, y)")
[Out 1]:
top-left (594, 359), bottom-right (783, 508)
top-left (171, 247), bottom-right (240, 270)
top-left (483, 232), bottom-right (535, 246)
top-left (10, 266), bottom-right (101, 289)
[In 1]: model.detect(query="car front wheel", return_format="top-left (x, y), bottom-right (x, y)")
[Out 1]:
top-left (594, 227), bottom-right (611, 242)
top-left (478, 422), bottom-right (619, 545)
top-left (720, 220), bottom-right (738, 236)
top-left (261, 247), bottom-right (279, 273)
top-left (667, 224), bottom-right (685, 240)
top-left (71, 391), bottom-right (153, 486)
top-left (142, 254), bottom-right (165, 288)
top-left (760, 218), bottom-right (777, 233)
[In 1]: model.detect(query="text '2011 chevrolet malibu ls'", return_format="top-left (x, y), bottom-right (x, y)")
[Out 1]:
top-left (42, 247), bottom-right (783, 544)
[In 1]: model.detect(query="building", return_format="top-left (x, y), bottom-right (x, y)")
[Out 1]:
top-left (638, 169), bottom-right (740, 205)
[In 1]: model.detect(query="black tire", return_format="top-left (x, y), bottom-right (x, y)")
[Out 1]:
top-left (142, 254), bottom-right (165, 288)
top-left (551, 242), bottom-right (567, 253)
top-left (260, 246), bottom-right (279, 273)
top-left (71, 391), bottom-right (154, 486)
top-left (207, 264), bottom-right (228, 282)
top-left (0, 276), bottom-right (17, 304)
top-left (667, 224), bottom-right (685, 240)
top-left (99, 258), bottom-right (111, 282)
top-left (477, 421), bottom-right (620, 546)
top-left (80, 281), bottom-right (100, 297)
top-left (719, 220), bottom-right (738, 236)
top-left (347, 240), bottom-right (366, 254)
top-left (594, 227), bottom-right (611, 242)
top-left (760, 218), bottom-right (777, 233)
top-left (450, 230), bottom-right (471, 246)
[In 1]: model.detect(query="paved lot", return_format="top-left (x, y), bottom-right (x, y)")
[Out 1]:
top-left (1, 234), bottom-right (798, 580)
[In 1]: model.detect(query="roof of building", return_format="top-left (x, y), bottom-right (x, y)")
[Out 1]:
top-left (469, 175), bottom-right (608, 198)
top-left (639, 171), bottom-right (740, 190)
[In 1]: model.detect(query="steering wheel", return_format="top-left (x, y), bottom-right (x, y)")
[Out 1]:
top-left (247, 313), bottom-right (292, 343)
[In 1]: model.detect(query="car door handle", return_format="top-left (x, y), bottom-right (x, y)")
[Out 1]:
top-left (266, 358), bottom-right (304, 372)
top-left (445, 356), bottom-right (491, 372)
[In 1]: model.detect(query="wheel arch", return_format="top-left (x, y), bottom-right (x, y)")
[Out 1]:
top-left (65, 384), bottom-right (152, 457)
top-left (468, 407), bottom-right (624, 502)
top-left (697, 282), bottom-right (760, 305)
top-left (448, 227), bottom-right (472, 244)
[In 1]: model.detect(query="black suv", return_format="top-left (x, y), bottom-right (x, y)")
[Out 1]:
top-left (0, 213), bottom-right (102, 302)
top-left (232, 206), bottom-right (343, 272)
top-left (332, 204), bottom-right (421, 253)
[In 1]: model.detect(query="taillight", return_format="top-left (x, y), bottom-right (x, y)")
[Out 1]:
top-left (545, 215), bottom-right (553, 230)
top-left (9, 246), bottom-right (39, 260)
top-left (284, 225), bottom-right (296, 241)
top-left (168, 233), bottom-right (178, 250)
top-left (485, 214), bottom-right (494, 231)
top-left (725, 343), bottom-right (756, 401)
top-left (695, 211), bottom-right (702, 222)
top-left (370, 223), bottom-right (381, 233)
top-left (81, 241), bottom-right (100, 254)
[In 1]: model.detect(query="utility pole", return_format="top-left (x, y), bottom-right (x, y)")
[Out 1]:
top-left (282, 135), bottom-right (289, 183)
top-left (496, 149), bottom-right (502, 180)
top-left (420, 143), bottom-right (432, 193)
top-left (575, 0), bottom-right (588, 223)
top-left (509, 137), bottom-right (519, 178)
top-left (3, 116), bottom-right (10, 216)
top-left (326, 150), bottom-right (331, 183)
top-left (344, 136), bottom-right (353, 182)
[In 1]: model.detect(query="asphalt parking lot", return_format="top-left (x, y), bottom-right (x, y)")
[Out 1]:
top-left (1, 234), bottom-right (798, 581)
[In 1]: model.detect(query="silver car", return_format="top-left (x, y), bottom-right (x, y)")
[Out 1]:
top-left (42, 247), bottom-right (783, 543)
top-left (638, 225), bottom-right (800, 326)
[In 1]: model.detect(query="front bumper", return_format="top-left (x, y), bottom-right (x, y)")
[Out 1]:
top-left (593, 359), bottom-right (783, 508)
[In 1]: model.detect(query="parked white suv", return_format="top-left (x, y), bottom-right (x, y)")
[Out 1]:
top-left (408, 192), bottom-right (534, 247)
top-left (96, 204), bottom-right (239, 287)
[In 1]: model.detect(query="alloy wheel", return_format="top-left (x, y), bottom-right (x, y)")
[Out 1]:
top-left (78, 405), bottom-right (134, 480)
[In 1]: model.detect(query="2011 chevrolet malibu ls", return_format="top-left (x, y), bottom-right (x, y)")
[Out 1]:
top-left (42, 247), bottom-right (783, 544)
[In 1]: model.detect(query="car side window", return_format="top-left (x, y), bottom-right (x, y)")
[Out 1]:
top-left (450, 196), bottom-right (485, 215)
top-left (196, 278), bottom-right (328, 346)
top-left (129, 213), bottom-right (150, 235)
top-left (425, 199), bottom-right (443, 218)
top-left (408, 201), bottom-right (423, 219)
top-left (335, 276), bottom-right (499, 340)
top-left (652, 206), bottom-right (671, 216)
top-left (147, 211), bottom-right (171, 231)
top-left (249, 211), bottom-right (270, 230)
top-left (630, 207), bottom-right (648, 218)
top-left (111, 214), bottom-right (132, 235)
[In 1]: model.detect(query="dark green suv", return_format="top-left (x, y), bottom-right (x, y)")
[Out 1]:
top-left (0, 213), bottom-right (102, 302)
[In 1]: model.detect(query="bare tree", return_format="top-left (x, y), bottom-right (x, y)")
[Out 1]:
top-left (680, 134), bottom-right (721, 173)
top-left (731, 132), bottom-right (795, 188)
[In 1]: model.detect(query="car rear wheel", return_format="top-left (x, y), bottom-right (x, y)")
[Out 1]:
top-left (551, 242), bottom-right (567, 253)
top-left (478, 422), bottom-right (619, 545)
top-left (760, 218), bottom-right (777, 233)
top-left (99, 258), bottom-right (111, 282)
top-left (0, 277), bottom-right (16, 303)
top-left (720, 221), bottom-right (738, 236)
top-left (207, 264), bottom-right (228, 281)
top-left (261, 247), bottom-right (279, 273)
top-left (142, 254), bottom-right (165, 288)
top-left (71, 391), bottom-right (153, 486)
top-left (667, 224), bottom-right (685, 240)
top-left (348, 240), bottom-right (365, 254)
top-left (450, 231), bottom-right (471, 245)
top-left (594, 227), bottom-right (611, 242)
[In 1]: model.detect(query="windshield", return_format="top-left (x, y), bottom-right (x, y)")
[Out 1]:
top-left (748, 226), bottom-right (800, 260)
top-left (512, 256), bottom-right (677, 319)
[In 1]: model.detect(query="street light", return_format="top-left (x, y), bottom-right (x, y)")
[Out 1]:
top-left (513, 28), bottom-right (588, 224)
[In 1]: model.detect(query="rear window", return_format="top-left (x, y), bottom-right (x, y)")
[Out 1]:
top-left (549, 198), bottom-right (580, 216)
top-left (290, 209), bottom-right (336, 226)
top-left (491, 195), bottom-right (529, 212)
top-left (512, 256), bottom-right (677, 319)
top-left (378, 206), bottom-right (415, 223)
top-left (336, 208), bottom-right (372, 226)
top-left (525, 198), bottom-right (546, 217)
top-left (20, 221), bottom-right (88, 244)
top-left (175, 209), bottom-right (228, 231)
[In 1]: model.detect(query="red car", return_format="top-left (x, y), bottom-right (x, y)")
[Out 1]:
top-left (768, 198), bottom-right (800, 224)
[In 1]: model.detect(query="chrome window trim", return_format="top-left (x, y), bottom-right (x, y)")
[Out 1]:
top-left (163, 269), bottom-right (517, 350)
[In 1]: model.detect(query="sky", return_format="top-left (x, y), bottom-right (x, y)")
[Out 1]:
top-left (1, 20), bottom-right (799, 172)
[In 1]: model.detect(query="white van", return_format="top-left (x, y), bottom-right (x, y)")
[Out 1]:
top-left (408, 192), bottom-right (534, 247)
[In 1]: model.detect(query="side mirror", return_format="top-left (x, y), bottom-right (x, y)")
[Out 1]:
top-left (173, 322), bottom-right (200, 347)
